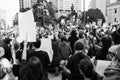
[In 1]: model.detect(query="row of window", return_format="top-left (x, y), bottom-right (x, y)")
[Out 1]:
top-left (55, 9), bottom-right (81, 13)
top-left (19, 0), bottom-right (38, 12)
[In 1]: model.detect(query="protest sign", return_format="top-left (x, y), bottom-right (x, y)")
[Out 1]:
top-left (39, 38), bottom-right (53, 62)
top-left (18, 9), bottom-right (36, 42)
top-left (96, 60), bottom-right (111, 76)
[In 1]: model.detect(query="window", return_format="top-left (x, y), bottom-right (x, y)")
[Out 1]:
top-left (115, 8), bottom-right (117, 13)
top-left (114, 18), bottom-right (117, 22)
top-left (31, 0), bottom-right (37, 6)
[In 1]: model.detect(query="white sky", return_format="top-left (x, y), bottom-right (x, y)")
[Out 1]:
top-left (0, 0), bottom-right (19, 26)
top-left (81, 0), bottom-right (91, 11)
top-left (110, 0), bottom-right (117, 3)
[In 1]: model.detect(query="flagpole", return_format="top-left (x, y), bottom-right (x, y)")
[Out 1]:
top-left (83, 0), bottom-right (86, 27)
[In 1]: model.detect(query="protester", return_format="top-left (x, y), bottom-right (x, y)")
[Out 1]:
top-left (78, 57), bottom-right (103, 80)
top-left (48, 38), bottom-right (60, 76)
top-left (19, 40), bottom-right (43, 80)
top-left (75, 30), bottom-right (89, 54)
top-left (1, 7), bottom-right (120, 80)
top-left (61, 41), bottom-right (87, 80)
top-left (58, 36), bottom-right (72, 60)
top-left (95, 35), bottom-right (112, 60)
top-left (0, 47), bottom-right (14, 80)
top-left (0, 38), bottom-right (12, 61)
top-left (68, 30), bottom-right (78, 54)
top-left (27, 39), bottom-right (50, 80)
top-left (104, 46), bottom-right (120, 80)
top-left (111, 30), bottom-right (120, 45)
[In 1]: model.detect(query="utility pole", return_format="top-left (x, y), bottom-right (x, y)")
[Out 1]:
top-left (83, 0), bottom-right (86, 27)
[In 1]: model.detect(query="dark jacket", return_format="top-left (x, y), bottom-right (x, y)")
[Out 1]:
top-left (0, 41), bottom-right (12, 61)
top-left (66, 52), bottom-right (86, 80)
top-left (104, 65), bottom-right (120, 80)
top-left (58, 42), bottom-right (72, 60)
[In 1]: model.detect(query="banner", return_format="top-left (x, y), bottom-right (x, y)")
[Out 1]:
top-left (18, 9), bottom-right (36, 42)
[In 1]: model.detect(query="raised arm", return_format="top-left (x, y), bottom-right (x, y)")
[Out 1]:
top-left (22, 36), bottom-right (27, 60)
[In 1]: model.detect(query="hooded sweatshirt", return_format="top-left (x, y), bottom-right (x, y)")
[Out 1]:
top-left (58, 41), bottom-right (72, 60)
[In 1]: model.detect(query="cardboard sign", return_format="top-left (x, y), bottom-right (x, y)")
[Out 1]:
top-left (96, 60), bottom-right (111, 76)
top-left (39, 38), bottom-right (53, 62)
top-left (19, 9), bottom-right (36, 42)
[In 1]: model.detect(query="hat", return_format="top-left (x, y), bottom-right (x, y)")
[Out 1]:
top-left (116, 46), bottom-right (120, 60)
top-left (0, 47), bottom-right (5, 57)
top-left (108, 45), bottom-right (119, 53)
top-left (74, 41), bottom-right (84, 50)
top-left (3, 38), bottom-right (12, 44)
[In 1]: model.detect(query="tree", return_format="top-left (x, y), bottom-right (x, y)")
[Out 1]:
top-left (47, 2), bottom-right (55, 18)
top-left (80, 8), bottom-right (105, 25)
top-left (33, 0), bottom-right (56, 26)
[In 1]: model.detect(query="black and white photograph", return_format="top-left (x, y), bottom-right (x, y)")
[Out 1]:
top-left (0, 0), bottom-right (120, 80)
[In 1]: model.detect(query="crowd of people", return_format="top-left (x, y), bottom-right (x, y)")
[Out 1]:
top-left (0, 20), bottom-right (120, 80)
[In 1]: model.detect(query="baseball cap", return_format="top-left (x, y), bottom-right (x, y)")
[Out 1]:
top-left (108, 45), bottom-right (119, 54)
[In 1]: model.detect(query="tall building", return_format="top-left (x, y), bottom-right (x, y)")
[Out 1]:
top-left (50, 0), bottom-right (81, 18)
top-left (106, 0), bottom-right (120, 25)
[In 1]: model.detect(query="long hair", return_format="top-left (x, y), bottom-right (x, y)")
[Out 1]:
top-left (19, 57), bottom-right (43, 80)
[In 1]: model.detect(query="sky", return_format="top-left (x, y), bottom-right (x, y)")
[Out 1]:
top-left (81, 0), bottom-right (91, 11)
top-left (0, 0), bottom-right (19, 26)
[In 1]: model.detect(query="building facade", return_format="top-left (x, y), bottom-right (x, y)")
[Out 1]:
top-left (50, 0), bottom-right (81, 18)
top-left (0, 10), bottom-right (7, 29)
top-left (19, 0), bottom-right (38, 12)
top-left (106, 1), bottom-right (120, 25)
top-left (0, 10), bottom-right (7, 21)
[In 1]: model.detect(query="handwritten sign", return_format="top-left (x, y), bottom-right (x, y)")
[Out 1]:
top-left (96, 60), bottom-right (111, 76)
